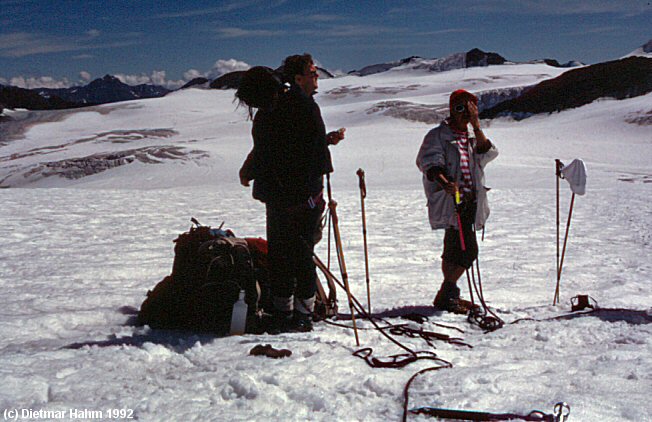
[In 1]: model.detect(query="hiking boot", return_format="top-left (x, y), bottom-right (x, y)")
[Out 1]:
top-left (288, 310), bottom-right (313, 333)
top-left (265, 310), bottom-right (293, 334)
top-left (432, 282), bottom-right (477, 315)
top-left (433, 296), bottom-right (477, 315)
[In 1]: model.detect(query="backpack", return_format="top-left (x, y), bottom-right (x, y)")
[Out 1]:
top-left (138, 220), bottom-right (267, 334)
top-left (137, 219), bottom-right (338, 334)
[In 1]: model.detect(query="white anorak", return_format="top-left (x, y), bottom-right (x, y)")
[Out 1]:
top-left (416, 120), bottom-right (499, 230)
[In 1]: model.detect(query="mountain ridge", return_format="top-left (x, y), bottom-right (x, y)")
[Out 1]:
top-left (480, 56), bottom-right (652, 120)
top-left (1, 40), bottom-right (649, 112)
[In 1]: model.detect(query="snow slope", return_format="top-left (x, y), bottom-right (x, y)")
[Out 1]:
top-left (0, 62), bottom-right (651, 421)
top-left (623, 39), bottom-right (652, 59)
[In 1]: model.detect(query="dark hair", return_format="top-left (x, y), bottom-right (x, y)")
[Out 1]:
top-left (235, 66), bottom-right (285, 119)
top-left (281, 53), bottom-right (314, 84)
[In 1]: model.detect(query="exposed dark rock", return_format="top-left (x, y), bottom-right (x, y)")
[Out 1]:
top-left (365, 85), bottom-right (530, 124)
top-left (366, 101), bottom-right (448, 124)
top-left (476, 86), bottom-right (533, 112)
top-left (480, 56), bottom-right (652, 120)
top-left (316, 66), bottom-right (335, 79)
top-left (0, 146), bottom-right (209, 187)
top-left (465, 48), bottom-right (506, 67)
top-left (325, 84), bottom-right (422, 99)
top-left (643, 39), bottom-right (652, 54)
top-left (625, 109), bottom-right (652, 126)
top-left (180, 77), bottom-right (210, 89)
top-left (0, 85), bottom-right (79, 110)
top-left (210, 71), bottom-right (246, 89)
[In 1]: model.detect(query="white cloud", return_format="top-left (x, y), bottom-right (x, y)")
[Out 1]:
top-left (9, 75), bottom-right (73, 89)
top-left (183, 69), bottom-right (204, 80)
top-left (0, 32), bottom-right (79, 58)
top-left (0, 31), bottom-right (142, 58)
top-left (214, 27), bottom-right (284, 39)
top-left (297, 24), bottom-right (400, 38)
top-left (3, 58), bottom-right (251, 91)
top-left (207, 59), bottom-right (251, 79)
top-left (114, 71), bottom-right (186, 89)
top-left (180, 59), bottom-right (251, 82)
top-left (441, 0), bottom-right (651, 16)
top-left (255, 13), bottom-right (342, 25)
top-left (566, 25), bottom-right (621, 35)
top-left (153, 0), bottom-right (261, 19)
top-left (149, 70), bottom-right (168, 86)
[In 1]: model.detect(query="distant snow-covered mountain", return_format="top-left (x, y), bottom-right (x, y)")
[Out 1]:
top-left (348, 48), bottom-right (507, 76)
top-left (623, 39), bottom-right (652, 58)
top-left (0, 75), bottom-right (170, 111)
top-left (348, 48), bottom-right (585, 78)
top-left (0, 40), bottom-right (645, 113)
top-left (348, 56), bottom-right (425, 76)
top-left (37, 75), bottom-right (170, 105)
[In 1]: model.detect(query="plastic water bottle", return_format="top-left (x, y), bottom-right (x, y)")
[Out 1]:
top-left (230, 290), bottom-right (248, 335)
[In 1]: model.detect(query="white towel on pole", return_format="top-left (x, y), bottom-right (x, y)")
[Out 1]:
top-left (561, 159), bottom-right (587, 196)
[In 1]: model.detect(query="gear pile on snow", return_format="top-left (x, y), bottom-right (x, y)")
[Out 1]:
top-left (137, 218), bottom-right (336, 334)
top-left (137, 219), bottom-right (269, 334)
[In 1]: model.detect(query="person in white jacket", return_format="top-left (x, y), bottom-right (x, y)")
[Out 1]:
top-left (416, 89), bottom-right (498, 314)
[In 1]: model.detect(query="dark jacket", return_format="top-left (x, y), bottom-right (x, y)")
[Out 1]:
top-left (249, 86), bottom-right (333, 207)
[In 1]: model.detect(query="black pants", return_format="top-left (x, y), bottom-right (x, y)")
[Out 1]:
top-left (266, 202), bottom-right (324, 302)
top-left (442, 201), bottom-right (478, 269)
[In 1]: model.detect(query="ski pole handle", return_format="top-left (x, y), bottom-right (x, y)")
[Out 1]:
top-left (357, 168), bottom-right (366, 198)
top-left (555, 158), bottom-right (564, 178)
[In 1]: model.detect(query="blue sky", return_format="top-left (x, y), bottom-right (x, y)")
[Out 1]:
top-left (1, 0), bottom-right (650, 88)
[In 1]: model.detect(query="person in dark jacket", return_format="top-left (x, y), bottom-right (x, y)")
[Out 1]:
top-left (238, 54), bottom-right (345, 332)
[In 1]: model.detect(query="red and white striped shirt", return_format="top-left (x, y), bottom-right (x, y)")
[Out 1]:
top-left (452, 128), bottom-right (473, 197)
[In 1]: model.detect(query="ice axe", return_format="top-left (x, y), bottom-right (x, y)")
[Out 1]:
top-left (356, 168), bottom-right (372, 315)
top-left (437, 174), bottom-right (466, 251)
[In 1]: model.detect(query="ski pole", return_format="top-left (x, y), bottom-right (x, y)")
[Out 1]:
top-left (555, 192), bottom-right (575, 304)
top-left (554, 159), bottom-right (563, 305)
top-left (357, 168), bottom-right (372, 315)
top-left (329, 198), bottom-right (360, 346)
